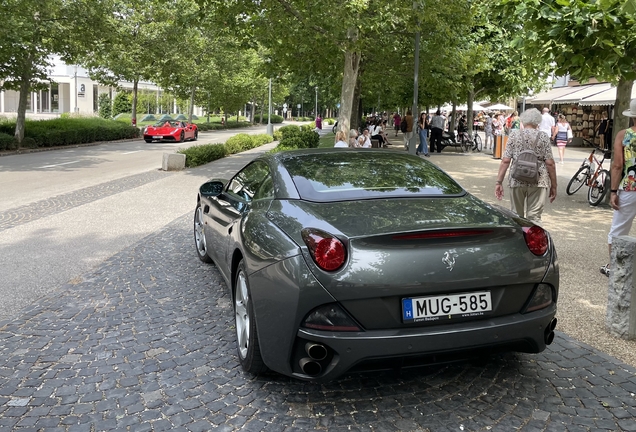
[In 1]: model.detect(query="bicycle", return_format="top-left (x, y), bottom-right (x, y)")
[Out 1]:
top-left (566, 141), bottom-right (611, 206)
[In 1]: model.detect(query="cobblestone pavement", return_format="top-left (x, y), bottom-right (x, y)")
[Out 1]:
top-left (0, 170), bottom-right (173, 232)
top-left (1, 215), bottom-right (636, 431)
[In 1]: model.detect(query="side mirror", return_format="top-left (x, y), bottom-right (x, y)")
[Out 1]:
top-left (200, 181), bottom-right (225, 197)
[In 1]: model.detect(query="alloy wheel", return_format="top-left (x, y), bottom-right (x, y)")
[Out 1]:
top-left (235, 271), bottom-right (250, 359)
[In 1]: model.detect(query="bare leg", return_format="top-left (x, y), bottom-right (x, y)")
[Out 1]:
top-left (558, 146), bottom-right (565, 163)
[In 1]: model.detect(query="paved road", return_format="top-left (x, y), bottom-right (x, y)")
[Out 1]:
top-left (0, 125), bottom-right (273, 323)
top-left (1, 214), bottom-right (635, 431)
top-left (2, 136), bottom-right (636, 430)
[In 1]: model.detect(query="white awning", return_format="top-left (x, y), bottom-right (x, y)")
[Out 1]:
top-left (551, 83), bottom-right (612, 104)
top-left (528, 85), bottom-right (591, 105)
top-left (579, 83), bottom-right (636, 106)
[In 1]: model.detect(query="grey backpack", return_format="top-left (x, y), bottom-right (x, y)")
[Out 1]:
top-left (510, 132), bottom-right (541, 184)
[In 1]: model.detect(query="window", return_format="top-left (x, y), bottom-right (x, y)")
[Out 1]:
top-left (226, 161), bottom-right (274, 203)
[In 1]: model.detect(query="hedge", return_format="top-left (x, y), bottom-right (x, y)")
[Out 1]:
top-left (269, 129), bottom-right (320, 154)
top-left (252, 114), bottom-right (284, 124)
top-left (0, 118), bottom-right (140, 149)
top-left (177, 133), bottom-right (274, 168)
top-left (0, 132), bottom-right (16, 151)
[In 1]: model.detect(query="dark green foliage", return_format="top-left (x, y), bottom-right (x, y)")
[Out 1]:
top-left (0, 133), bottom-right (16, 151)
top-left (0, 118), bottom-right (139, 148)
top-left (299, 130), bottom-right (320, 148)
top-left (252, 114), bottom-right (284, 123)
top-left (225, 133), bottom-right (256, 154)
top-left (196, 120), bottom-right (251, 131)
top-left (98, 93), bottom-right (112, 119)
top-left (279, 137), bottom-right (304, 148)
top-left (141, 114), bottom-right (156, 122)
top-left (191, 114), bottom-right (199, 120)
top-left (112, 92), bottom-right (132, 116)
top-left (158, 114), bottom-right (174, 122)
top-left (277, 125), bottom-right (301, 139)
top-left (177, 133), bottom-right (274, 167)
top-left (175, 114), bottom-right (187, 120)
top-left (178, 143), bottom-right (227, 167)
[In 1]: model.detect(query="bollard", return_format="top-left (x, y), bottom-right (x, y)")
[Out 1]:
top-left (606, 235), bottom-right (636, 340)
top-left (162, 153), bottom-right (186, 171)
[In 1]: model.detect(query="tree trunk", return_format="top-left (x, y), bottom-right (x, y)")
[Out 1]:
top-left (14, 73), bottom-right (31, 146)
top-left (338, 36), bottom-right (361, 136)
top-left (188, 85), bottom-right (196, 124)
top-left (351, 74), bottom-right (362, 132)
top-left (260, 99), bottom-right (264, 125)
top-left (131, 78), bottom-right (139, 127)
top-left (250, 99), bottom-right (255, 125)
top-left (613, 77), bottom-right (633, 143)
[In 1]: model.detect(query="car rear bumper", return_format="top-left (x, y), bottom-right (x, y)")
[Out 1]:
top-left (292, 304), bottom-right (557, 381)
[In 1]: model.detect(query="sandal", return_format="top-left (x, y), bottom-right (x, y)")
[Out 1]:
top-left (600, 264), bottom-right (610, 277)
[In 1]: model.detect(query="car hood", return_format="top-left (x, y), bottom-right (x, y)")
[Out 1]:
top-left (268, 196), bottom-right (553, 301)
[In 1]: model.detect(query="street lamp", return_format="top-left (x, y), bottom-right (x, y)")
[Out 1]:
top-left (73, 65), bottom-right (78, 113)
top-left (266, 78), bottom-right (273, 135)
top-left (315, 86), bottom-right (318, 118)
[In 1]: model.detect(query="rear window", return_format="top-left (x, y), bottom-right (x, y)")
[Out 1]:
top-left (281, 151), bottom-right (465, 202)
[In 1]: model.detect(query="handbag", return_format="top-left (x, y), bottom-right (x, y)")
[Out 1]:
top-left (567, 128), bottom-right (573, 139)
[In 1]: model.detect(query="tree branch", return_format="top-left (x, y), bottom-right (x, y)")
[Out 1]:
top-left (274, 0), bottom-right (328, 35)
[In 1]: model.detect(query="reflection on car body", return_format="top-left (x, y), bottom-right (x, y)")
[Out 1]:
top-left (192, 149), bottom-right (559, 381)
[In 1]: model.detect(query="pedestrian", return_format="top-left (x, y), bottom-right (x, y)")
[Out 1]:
top-left (601, 99), bottom-right (636, 277)
top-left (552, 114), bottom-right (572, 164)
top-left (315, 115), bottom-right (322, 130)
top-left (361, 129), bottom-right (372, 148)
top-left (539, 107), bottom-right (556, 140)
top-left (393, 112), bottom-right (401, 136)
top-left (494, 108), bottom-right (557, 224)
top-left (348, 128), bottom-right (359, 148)
top-left (509, 111), bottom-right (521, 131)
top-left (596, 112), bottom-right (610, 150)
top-left (371, 120), bottom-right (387, 147)
top-left (484, 113), bottom-right (494, 149)
top-left (416, 112), bottom-right (430, 157)
top-left (429, 109), bottom-right (445, 153)
top-left (334, 131), bottom-right (348, 147)
top-left (403, 110), bottom-right (414, 150)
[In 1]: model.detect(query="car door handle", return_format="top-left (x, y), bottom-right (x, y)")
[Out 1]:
top-left (204, 205), bottom-right (210, 213)
top-left (228, 226), bottom-right (233, 235)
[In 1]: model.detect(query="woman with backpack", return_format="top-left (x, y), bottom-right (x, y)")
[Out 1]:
top-left (493, 108), bottom-right (558, 223)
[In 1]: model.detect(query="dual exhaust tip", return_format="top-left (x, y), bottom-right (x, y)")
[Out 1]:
top-left (544, 318), bottom-right (557, 345)
top-left (299, 342), bottom-right (328, 376)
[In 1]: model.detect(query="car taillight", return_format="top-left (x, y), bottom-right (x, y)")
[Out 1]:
top-left (523, 226), bottom-right (548, 256)
top-left (301, 228), bottom-right (346, 271)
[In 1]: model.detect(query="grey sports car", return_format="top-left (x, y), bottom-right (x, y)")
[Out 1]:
top-left (193, 148), bottom-right (559, 381)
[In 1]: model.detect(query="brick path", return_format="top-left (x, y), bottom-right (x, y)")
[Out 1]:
top-left (1, 215), bottom-right (636, 431)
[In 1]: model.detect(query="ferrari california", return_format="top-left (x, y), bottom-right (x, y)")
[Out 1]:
top-left (193, 149), bottom-right (559, 381)
top-left (143, 120), bottom-right (198, 143)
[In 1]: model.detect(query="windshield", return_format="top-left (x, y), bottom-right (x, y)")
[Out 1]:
top-left (281, 151), bottom-right (465, 202)
top-left (153, 120), bottom-right (183, 127)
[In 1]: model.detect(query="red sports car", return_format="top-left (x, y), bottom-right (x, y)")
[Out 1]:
top-left (143, 120), bottom-right (198, 143)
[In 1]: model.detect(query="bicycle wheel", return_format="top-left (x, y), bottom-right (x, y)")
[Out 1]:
top-left (588, 169), bottom-right (609, 206)
top-left (566, 165), bottom-right (590, 195)
top-left (473, 134), bottom-right (482, 152)
top-left (459, 137), bottom-right (469, 153)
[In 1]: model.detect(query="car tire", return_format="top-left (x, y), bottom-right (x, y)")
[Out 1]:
top-left (144, 139), bottom-right (152, 143)
top-left (234, 260), bottom-right (267, 375)
top-left (566, 165), bottom-right (590, 195)
top-left (193, 204), bottom-right (212, 263)
top-left (179, 131), bottom-right (185, 143)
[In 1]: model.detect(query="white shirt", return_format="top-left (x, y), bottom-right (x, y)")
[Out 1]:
top-left (334, 140), bottom-right (348, 148)
top-left (362, 136), bottom-right (371, 148)
top-left (539, 113), bottom-right (555, 137)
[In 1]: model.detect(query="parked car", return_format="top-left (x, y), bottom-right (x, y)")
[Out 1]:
top-left (143, 120), bottom-right (198, 143)
top-left (193, 149), bottom-right (559, 381)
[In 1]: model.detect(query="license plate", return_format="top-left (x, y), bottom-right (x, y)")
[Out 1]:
top-left (402, 291), bottom-right (492, 323)
top-left (153, 136), bottom-right (163, 139)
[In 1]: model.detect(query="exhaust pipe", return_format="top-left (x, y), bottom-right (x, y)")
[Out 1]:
top-left (299, 357), bottom-right (322, 376)
top-left (305, 342), bottom-right (328, 361)
top-left (544, 318), bottom-right (557, 345)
